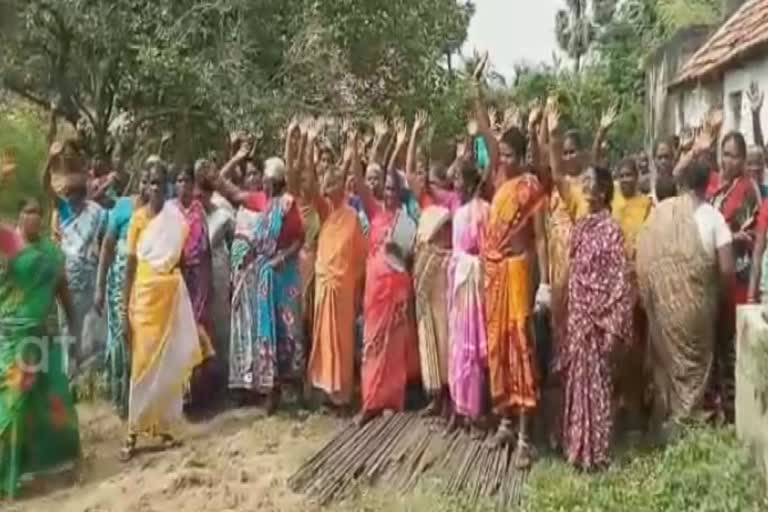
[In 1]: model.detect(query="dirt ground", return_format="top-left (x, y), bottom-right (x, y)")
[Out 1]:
top-left (8, 403), bottom-right (352, 512)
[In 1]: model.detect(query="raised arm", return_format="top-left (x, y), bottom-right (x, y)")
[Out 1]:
top-left (285, 117), bottom-right (301, 196)
top-left (592, 105), bottom-right (617, 166)
top-left (406, 111), bottom-right (428, 197)
top-left (527, 101), bottom-right (544, 176)
top-left (546, 97), bottom-right (574, 208)
top-left (216, 145), bottom-right (253, 206)
top-left (370, 116), bottom-right (390, 167)
top-left (747, 81), bottom-right (765, 150)
top-left (302, 118), bottom-right (322, 209)
top-left (387, 117), bottom-right (408, 173)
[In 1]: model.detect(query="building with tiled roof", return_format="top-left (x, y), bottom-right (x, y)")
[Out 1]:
top-left (645, 0), bottom-right (768, 149)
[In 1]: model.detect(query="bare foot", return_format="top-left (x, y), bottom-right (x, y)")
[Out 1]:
top-left (353, 409), bottom-right (378, 428)
top-left (264, 389), bottom-right (280, 415)
top-left (419, 398), bottom-right (441, 418)
top-left (485, 423), bottom-right (514, 449)
top-left (513, 438), bottom-right (536, 469)
top-left (445, 413), bottom-right (460, 435)
top-left (470, 423), bottom-right (485, 441)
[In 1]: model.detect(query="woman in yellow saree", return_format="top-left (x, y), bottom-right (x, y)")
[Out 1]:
top-left (120, 163), bottom-right (202, 461)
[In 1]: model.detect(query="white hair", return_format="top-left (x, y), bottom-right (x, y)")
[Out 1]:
top-left (264, 157), bottom-right (286, 181)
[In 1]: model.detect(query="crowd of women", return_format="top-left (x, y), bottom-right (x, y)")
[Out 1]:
top-left (2, 59), bottom-right (768, 498)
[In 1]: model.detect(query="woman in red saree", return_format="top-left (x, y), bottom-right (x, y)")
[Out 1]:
top-left (352, 128), bottom-right (419, 426)
top-left (710, 131), bottom-right (761, 421)
top-left (562, 166), bottom-right (635, 470)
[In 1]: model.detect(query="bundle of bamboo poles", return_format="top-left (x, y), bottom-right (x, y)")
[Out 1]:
top-left (288, 412), bottom-right (529, 509)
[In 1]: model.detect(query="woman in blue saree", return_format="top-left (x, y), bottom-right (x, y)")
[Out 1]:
top-left (52, 174), bottom-right (107, 377)
top-left (94, 169), bottom-right (150, 418)
top-left (218, 149), bottom-right (305, 413)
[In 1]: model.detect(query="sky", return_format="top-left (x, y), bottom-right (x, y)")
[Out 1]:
top-left (463, 0), bottom-right (561, 81)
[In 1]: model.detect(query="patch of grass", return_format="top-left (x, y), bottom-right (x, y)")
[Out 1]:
top-left (521, 426), bottom-right (767, 512)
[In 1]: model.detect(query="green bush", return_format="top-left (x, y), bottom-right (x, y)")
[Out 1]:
top-left (521, 426), bottom-right (767, 512)
top-left (0, 107), bottom-right (46, 219)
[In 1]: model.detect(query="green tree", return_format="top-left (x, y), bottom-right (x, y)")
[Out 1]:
top-left (555, 0), bottom-right (618, 72)
top-left (0, 0), bottom-right (473, 164)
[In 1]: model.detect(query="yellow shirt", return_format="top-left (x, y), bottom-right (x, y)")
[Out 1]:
top-left (611, 186), bottom-right (652, 259)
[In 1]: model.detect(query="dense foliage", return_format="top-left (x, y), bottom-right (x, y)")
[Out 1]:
top-left (0, 0), bottom-right (474, 163)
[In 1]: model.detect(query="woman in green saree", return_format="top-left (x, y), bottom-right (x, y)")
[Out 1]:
top-left (0, 198), bottom-right (81, 499)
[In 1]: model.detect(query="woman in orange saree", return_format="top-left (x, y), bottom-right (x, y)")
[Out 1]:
top-left (306, 168), bottom-right (367, 408)
top-left (482, 128), bottom-right (548, 467)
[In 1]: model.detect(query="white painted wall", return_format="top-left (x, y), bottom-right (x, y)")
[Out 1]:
top-left (723, 55), bottom-right (768, 148)
top-left (676, 83), bottom-right (722, 133)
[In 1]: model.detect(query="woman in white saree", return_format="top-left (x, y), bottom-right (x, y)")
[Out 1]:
top-left (120, 163), bottom-right (202, 461)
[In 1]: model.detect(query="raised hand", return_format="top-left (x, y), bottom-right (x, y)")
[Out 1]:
top-left (527, 99), bottom-right (544, 132)
top-left (234, 140), bottom-right (252, 161)
top-left (546, 96), bottom-right (561, 135)
top-left (394, 117), bottom-right (408, 145)
top-left (307, 117), bottom-right (320, 140)
top-left (679, 127), bottom-right (695, 152)
top-left (413, 110), bottom-right (429, 135)
top-left (747, 80), bottom-right (764, 113)
top-left (502, 105), bottom-right (522, 131)
top-left (487, 107), bottom-right (499, 129)
top-left (599, 104), bottom-right (618, 131)
top-left (706, 108), bottom-right (724, 135)
top-left (373, 116), bottom-right (389, 137)
top-left (287, 115), bottom-right (300, 136)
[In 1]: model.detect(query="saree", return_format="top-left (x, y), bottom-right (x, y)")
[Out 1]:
top-left (562, 210), bottom-right (635, 470)
top-left (228, 207), bottom-right (264, 390)
top-left (449, 199), bottom-right (490, 419)
top-left (611, 191), bottom-right (652, 261)
top-left (126, 204), bottom-right (202, 437)
top-left (104, 196), bottom-right (136, 418)
top-left (173, 199), bottom-right (214, 358)
top-left (0, 233), bottom-right (80, 498)
top-left (414, 206), bottom-right (452, 394)
top-left (53, 198), bottom-right (107, 375)
top-left (207, 205), bottom-right (234, 380)
top-left (711, 175), bottom-right (760, 419)
top-left (361, 202), bottom-right (419, 413)
top-left (307, 202), bottom-right (367, 405)
top-left (611, 190), bottom-right (652, 420)
top-left (636, 195), bottom-right (719, 423)
top-left (483, 175), bottom-right (546, 414)
top-left (547, 179), bottom-right (588, 360)
top-left (299, 201), bottom-right (320, 362)
top-left (229, 196), bottom-right (304, 393)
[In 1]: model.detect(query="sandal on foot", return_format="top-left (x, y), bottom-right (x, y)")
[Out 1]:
top-left (160, 434), bottom-right (183, 450)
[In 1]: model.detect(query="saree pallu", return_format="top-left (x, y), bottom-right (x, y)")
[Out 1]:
top-left (483, 176), bottom-right (545, 414)
top-left (307, 204), bottom-right (367, 405)
top-left (174, 199), bottom-right (214, 359)
top-left (414, 206), bottom-right (451, 393)
top-left (229, 197), bottom-right (304, 393)
top-left (54, 199), bottom-right (107, 375)
top-left (636, 195), bottom-right (719, 423)
top-left (361, 207), bottom-right (418, 413)
top-left (127, 204), bottom-right (202, 437)
top-left (448, 199), bottom-right (489, 419)
top-left (0, 237), bottom-right (80, 498)
top-left (562, 211), bottom-right (635, 470)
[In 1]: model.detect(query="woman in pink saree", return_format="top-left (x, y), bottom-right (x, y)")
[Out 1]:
top-left (447, 161), bottom-right (489, 434)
